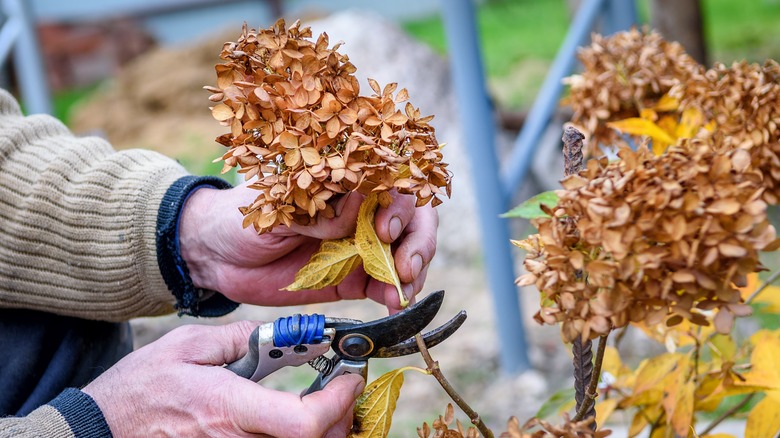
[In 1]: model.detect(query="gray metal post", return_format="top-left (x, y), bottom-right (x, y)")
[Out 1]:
top-left (3, 0), bottom-right (52, 114)
top-left (441, 0), bottom-right (530, 374)
top-left (602, 0), bottom-right (638, 36)
top-left (500, 0), bottom-right (605, 197)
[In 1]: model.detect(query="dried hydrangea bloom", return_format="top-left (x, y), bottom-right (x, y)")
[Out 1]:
top-left (673, 60), bottom-right (780, 201)
top-left (206, 19), bottom-right (451, 233)
top-left (518, 143), bottom-right (778, 342)
top-left (563, 28), bottom-right (702, 155)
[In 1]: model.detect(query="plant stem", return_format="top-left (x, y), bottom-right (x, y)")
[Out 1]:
top-left (746, 269), bottom-right (780, 304)
top-left (697, 393), bottom-right (756, 436)
top-left (572, 337), bottom-right (594, 426)
top-left (414, 333), bottom-right (494, 438)
top-left (573, 334), bottom-right (609, 425)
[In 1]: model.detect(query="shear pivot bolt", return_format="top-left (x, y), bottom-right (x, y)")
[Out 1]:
top-left (339, 334), bottom-right (373, 358)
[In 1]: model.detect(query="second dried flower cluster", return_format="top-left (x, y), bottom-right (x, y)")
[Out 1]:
top-left (520, 29), bottom-right (780, 342)
top-left (206, 20), bottom-right (451, 234)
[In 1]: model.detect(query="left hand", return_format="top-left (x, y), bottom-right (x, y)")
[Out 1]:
top-left (178, 183), bottom-right (438, 313)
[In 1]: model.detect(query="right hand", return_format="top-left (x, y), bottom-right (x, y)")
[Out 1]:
top-left (82, 321), bottom-right (364, 437)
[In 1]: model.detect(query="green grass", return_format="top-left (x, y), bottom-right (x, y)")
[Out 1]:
top-left (403, 0), bottom-right (780, 109)
top-left (703, 0), bottom-right (780, 62)
top-left (52, 83), bottom-right (100, 125)
top-left (403, 0), bottom-right (570, 78)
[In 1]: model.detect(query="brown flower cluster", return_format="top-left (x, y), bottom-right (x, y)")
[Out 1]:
top-left (517, 143), bottom-right (778, 342)
top-left (563, 28), bottom-right (702, 154)
top-left (206, 19), bottom-right (451, 233)
top-left (501, 415), bottom-right (610, 438)
top-left (673, 60), bottom-right (780, 201)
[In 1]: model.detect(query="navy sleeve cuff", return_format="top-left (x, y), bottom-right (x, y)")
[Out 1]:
top-left (48, 388), bottom-right (111, 438)
top-left (156, 175), bottom-right (240, 317)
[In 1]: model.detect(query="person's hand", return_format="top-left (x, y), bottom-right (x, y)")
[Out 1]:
top-left (82, 321), bottom-right (364, 437)
top-left (179, 184), bottom-right (438, 313)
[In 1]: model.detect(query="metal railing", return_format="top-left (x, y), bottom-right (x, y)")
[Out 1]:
top-left (440, 0), bottom-right (636, 374)
top-left (0, 0), bottom-right (51, 114)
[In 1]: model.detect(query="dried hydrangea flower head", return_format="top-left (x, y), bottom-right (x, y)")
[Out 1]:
top-left (205, 19), bottom-right (451, 234)
top-left (518, 140), bottom-right (778, 342)
top-left (563, 28), bottom-right (702, 155)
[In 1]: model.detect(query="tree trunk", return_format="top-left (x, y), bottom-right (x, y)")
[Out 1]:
top-left (650, 0), bottom-right (708, 65)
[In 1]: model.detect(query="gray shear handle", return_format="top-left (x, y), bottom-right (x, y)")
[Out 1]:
top-left (225, 327), bottom-right (260, 379)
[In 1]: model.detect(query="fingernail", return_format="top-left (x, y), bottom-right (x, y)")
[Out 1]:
top-left (354, 380), bottom-right (366, 397)
top-left (389, 216), bottom-right (402, 240)
top-left (334, 193), bottom-right (350, 217)
top-left (402, 283), bottom-right (414, 304)
top-left (411, 254), bottom-right (423, 278)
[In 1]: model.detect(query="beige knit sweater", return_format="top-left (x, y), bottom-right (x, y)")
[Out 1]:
top-left (0, 89), bottom-right (189, 320)
top-left (0, 89), bottom-right (190, 436)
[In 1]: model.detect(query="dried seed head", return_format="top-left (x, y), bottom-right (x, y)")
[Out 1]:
top-left (530, 30), bottom-right (780, 342)
top-left (208, 20), bottom-right (452, 233)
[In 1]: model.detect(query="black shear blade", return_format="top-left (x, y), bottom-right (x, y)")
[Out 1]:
top-left (329, 290), bottom-right (445, 360)
top-left (375, 310), bottom-right (466, 358)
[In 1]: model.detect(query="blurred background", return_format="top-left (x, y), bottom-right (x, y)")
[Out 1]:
top-left (3, 0), bottom-right (780, 435)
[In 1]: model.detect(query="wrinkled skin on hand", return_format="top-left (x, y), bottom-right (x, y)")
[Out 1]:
top-left (180, 183), bottom-right (438, 313)
top-left (83, 321), bottom-right (365, 437)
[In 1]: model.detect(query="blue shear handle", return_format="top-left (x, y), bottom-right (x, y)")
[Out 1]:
top-left (273, 314), bottom-right (325, 347)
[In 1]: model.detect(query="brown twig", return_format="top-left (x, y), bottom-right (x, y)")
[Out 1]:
top-left (573, 334), bottom-right (609, 425)
top-left (414, 333), bottom-right (494, 438)
top-left (563, 126), bottom-right (599, 430)
top-left (697, 393), bottom-right (756, 436)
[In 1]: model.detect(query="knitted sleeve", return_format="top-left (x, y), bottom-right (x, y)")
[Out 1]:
top-left (0, 389), bottom-right (111, 438)
top-left (0, 89), bottom-right (191, 321)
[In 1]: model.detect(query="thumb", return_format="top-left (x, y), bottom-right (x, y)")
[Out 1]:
top-left (289, 192), bottom-right (366, 240)
top-left (303, 374), bottom-right (365, 428)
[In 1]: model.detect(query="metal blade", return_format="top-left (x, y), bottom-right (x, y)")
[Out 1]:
top-left (327, 290), bottom-right (445, 360)
top-left (375, 310), bottom-right (467, 358)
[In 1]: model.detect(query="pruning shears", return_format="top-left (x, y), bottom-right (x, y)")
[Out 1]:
top-left (226, 290), bottom-right (466, 395)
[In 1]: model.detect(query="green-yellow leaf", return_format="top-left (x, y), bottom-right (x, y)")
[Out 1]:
top-left (534, 387), bottom-right (575, 419)
top-left (501, 191), bottom-right (559, 219)
top-left (355, 193), bottom-right (406, 307)
top-left (745, 395), bottom-right (780, 438)
top-left (283, 238), bottom-right (362, 290)
top-left (595, 398), bottom-right (618, 429)
top-left (349, 368), bottom-right (408, 438)
top-left (607, 118), bottom-right (677, 146)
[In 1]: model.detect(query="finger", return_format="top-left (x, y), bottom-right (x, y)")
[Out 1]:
top-left (303, 374), bottom-right (365, 433)
top-left (164, 321), bottom-right (261, 365)
top-left (286, 192), bottom-right (365, 240)
top-left (394, 205), bottom-right (438, 284)
top-left (374, 192), bottom-right (416, 243)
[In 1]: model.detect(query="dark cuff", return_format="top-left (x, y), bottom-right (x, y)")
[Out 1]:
top-left (156, 175), bottom-right (239, 317)
top-left (48, 388), bottom-right (111, 438)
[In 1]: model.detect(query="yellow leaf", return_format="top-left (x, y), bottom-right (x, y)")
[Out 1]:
top-left (355, 193), bottom-right (406, 307)
top-left (283, 238), bottom-right (362, 291)
top-left (349, 368), bottom-right (409, 438)
top-left (736, 336), bottom-right (780, 391)
top-left (752, 285), bottom-right (780, 313)
top-left (633, 353), bottom-right (680, 395)
top-left (607, 118), bottom-right (677, 146)
top-left (669, 381), bottom-right (695, 437)
top-left (701, 435), bottom-right (737, 438)
top-left (653, 94), bottom-right (680, 112)
top-left (676, 107), bottom-right (704, 139)
top-left (595, 398), bottom-right (618, 427)
top-left (745, 395), bottom-right (780, 438)
top-left (739, 273), bottom-right (760, 301)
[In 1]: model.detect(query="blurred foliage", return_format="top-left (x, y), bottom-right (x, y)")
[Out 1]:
top-left (402, 0), bottom-right (780, 109)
